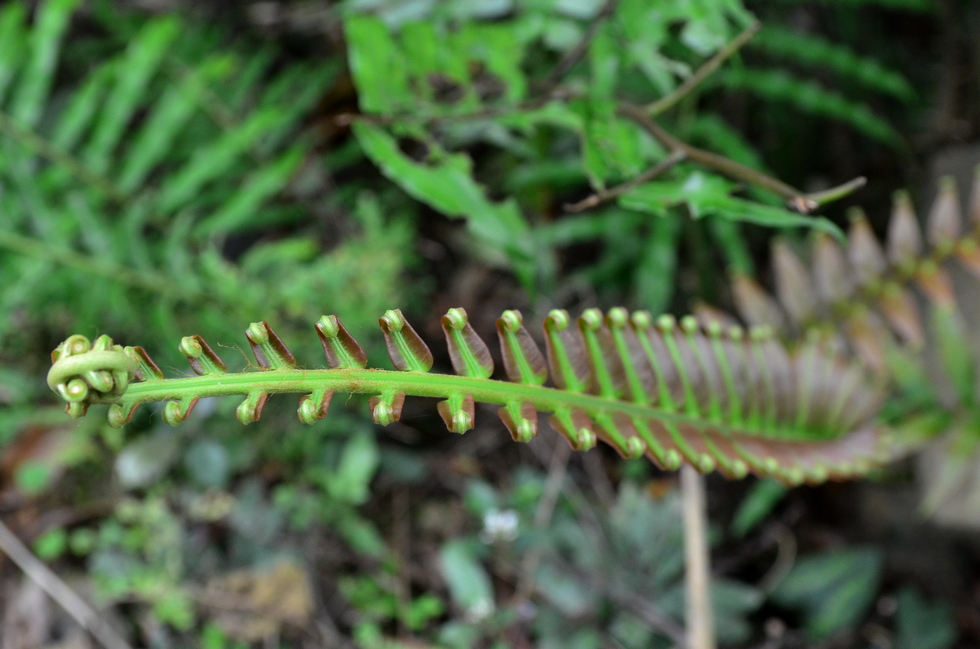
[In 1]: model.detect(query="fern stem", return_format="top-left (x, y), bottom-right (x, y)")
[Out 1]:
top-left (97, 368), bottom-right (737, 432)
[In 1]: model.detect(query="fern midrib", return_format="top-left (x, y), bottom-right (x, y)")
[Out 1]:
top-left (106, 367), bottom-right (820, 441)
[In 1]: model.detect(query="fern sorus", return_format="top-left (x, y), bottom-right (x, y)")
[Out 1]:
top-left (48, 307), bottom-right (888, 485)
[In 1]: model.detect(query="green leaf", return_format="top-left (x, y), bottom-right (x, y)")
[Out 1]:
top-left (353, 121), bottom-right (535, 285)
top-left (575, 99), bottom-right (647, 188)
top-left (730, 479), bottom-right (787, 538)
top-left (619, 171), bottom-right (845, 238)
top-left (633, 212), bottom-right (681, 314)
top-left (708, 217), bottom-right (754, 274)
top-left (458, 23), bottom-right (528, 102)
top-left (196, 144), bottom-right (307, 236)
top-left (895, 587), bottom-right (957, 649)
top-left (700, 195), bottom-right (845, 240)
top-left (771, 548), bottom-right (882, 639)
top-left (117, 54), bottom-right (234, 194)
top-left (14, 461), bottom-right (53, 494)
top-left (0, 3), bottom-right (28, 107)
top-left (753, 25), bottom-right (915, 102)
top-left (84, 15), bottom-right (181, 174)
top-left (9, 0), bottom-right (80, 129)
top-left (33, 528), bottom-right (67, 560)
top-left (713, 68), bottom-right (904, 148)
top-left (49, 61), bottom-right (113, 153)
top-left (712, 579), bottom-right (764, 644)
top-left (345, 14), bottom-right (412, 114)
top-left (404, 593), bottom-right (444, 630)
top-left (327, 430), bottom-right (380, 505)
top-left (156, 106), bottom-right (282, 214)
top-left (588, 24), bottom-right (618, 99)
top-left (439, 540), bottom-right (494, 618)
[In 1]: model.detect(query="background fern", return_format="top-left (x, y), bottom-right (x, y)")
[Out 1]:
top-left (0, 0), bottom-right (414, 373)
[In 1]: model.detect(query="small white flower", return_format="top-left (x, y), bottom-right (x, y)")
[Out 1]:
top-left (479, 508), bottom-right (519, 543)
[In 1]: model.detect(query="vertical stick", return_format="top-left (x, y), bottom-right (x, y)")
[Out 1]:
top-left (681, 464), bottom-right (715, 649)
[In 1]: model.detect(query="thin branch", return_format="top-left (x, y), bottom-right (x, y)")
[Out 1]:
top-left (542, 0), bottom-right (621, 88)
top-left (0, 517), bottom-right (134, 649)
top-left (681, 466), bottom-right (715, 649)
top-left (647, 22), bottom-right (761, 116)
top-left (619, 102), bottom-right (802, 201)
top-left (617, 102), bottom-right (865, 212)
top-left (516, 438), bottom-right (571, 601)
top-left (566, 150), bottom-right (687, 212)
top-left (800, 176), bottom-right (868, 209)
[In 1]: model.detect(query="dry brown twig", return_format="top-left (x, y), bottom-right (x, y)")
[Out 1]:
top-left (681, 465), bottom-right (715, 649)
top-left (0, 517), bottom-right (134, 649)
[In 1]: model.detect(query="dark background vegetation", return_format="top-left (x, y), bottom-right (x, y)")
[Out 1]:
top-left (1, 0), bottom-right (980, 647)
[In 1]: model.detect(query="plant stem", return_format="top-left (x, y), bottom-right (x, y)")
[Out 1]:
top-left (618, 102), bottom-right (806, 204)
top-left (516, 437), bottom-right (571, 601)
top-left (681, 464), bottom-right (715, 649)
top-left (91, 368), bottom-right (717, 431)
top-left (648, 22), bottom-right (761, 116)
top-left (617, 102), bottom-right (866, 212)
top-left (565, 150), bottom-right (687, 212)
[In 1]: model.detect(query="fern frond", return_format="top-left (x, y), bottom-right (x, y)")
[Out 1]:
top-left (711, 68), bottom-right (903, 147)
top-left (0, 0), bottom-right (357, 357)
top-left (730, 172), bottom-right (980, 381)
top-left (718, 172), bottom-right (980, 518)
top-left (48, 308), bottom-right (889, 485)
top-left (752, 25), bottom-right (915, 102)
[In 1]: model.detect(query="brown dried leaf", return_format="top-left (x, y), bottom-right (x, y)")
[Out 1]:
top-left (844, 310), bottom-right (888, 375)
top-left (544, 311), bottom-right (592, 392)
top-left (495, 311), bottom-right (547, 385)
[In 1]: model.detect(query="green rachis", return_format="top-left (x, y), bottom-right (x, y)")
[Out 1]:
top-left (48, 306), bottom-right (888, 486)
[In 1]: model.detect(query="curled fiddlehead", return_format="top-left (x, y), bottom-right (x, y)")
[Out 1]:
top-left (48, 307), bottom-right (888, 485)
